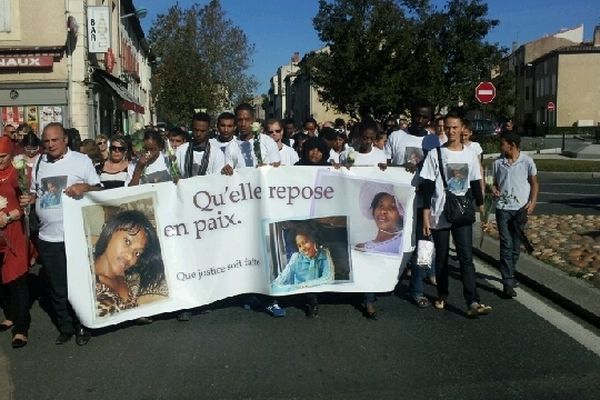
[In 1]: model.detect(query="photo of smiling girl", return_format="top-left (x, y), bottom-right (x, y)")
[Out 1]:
top-left (93, 209), bottom-right (168, 317)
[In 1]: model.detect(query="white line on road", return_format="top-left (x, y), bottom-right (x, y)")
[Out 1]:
top-left (476, 262), bottom-right (600, 357)
top-left (539, 191), bottom-right (599, 196)
top-left (543, 183), bottom-right (600, 187)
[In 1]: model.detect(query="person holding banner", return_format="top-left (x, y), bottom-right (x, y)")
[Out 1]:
top-left (420, 111), bottom-right (492, 318)
top-left (94, 210), bottom-right (167, 317)
top-left (0, 136), bottom-right (30, 348)
top-left (20, 122), bottom-right (101, 345)
top-left (127, 130), bottom-right (173, 186)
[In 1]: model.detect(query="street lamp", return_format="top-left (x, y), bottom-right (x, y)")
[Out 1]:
top-left (120, 8), bottom-right (148, 19)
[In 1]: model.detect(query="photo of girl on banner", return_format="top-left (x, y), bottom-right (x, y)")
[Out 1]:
top-left (83, 199), bottom-right (169, 318)
top-left (355, 181), bottom-right (404, 255)
top-left (268, 217), bottom-right (351, 294)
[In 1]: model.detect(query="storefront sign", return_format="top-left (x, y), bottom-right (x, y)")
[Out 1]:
top-left (0, 56), bottom-right (53, 68)
top-left (88, 6), bottom-right (110, 53)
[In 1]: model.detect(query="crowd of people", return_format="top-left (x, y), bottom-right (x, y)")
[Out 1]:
top-left (0, 101), bottom-right (538, 348)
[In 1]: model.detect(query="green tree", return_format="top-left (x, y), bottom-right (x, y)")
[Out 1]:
top-left (306, 0), bottom-right (507, 120)
top-left (148, 0), bottom-right (256, 125)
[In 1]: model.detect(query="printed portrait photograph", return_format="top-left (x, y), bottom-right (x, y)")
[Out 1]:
top-left (309, 171), bottom-right (412, 258)
top-left (82, 197), bottom-right (169, 318)
top-left (354, 181), bottom-right (404, 255)
top-left (266, 217), bottom-right (352, 294)
top-left (39, 176), bottom-right (67, 209)
top-left (404, 146), bottom-right (424, 166)
top-left (446, 163), bottom-right (469, 192)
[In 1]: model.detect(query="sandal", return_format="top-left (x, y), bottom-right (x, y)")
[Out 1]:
top-left (0, 320), bottom-right (14, 332)
top-left (467, 303), bottom-right (492, 318)
top-left (12, 333), bottom-right (28, 349)
top-left (433, 298), bottom-right (445, 310)
top-left (413, 297), bottom-right (431, 308)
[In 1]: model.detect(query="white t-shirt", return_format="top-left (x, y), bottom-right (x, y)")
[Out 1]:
top-left (278, 143), bottom-right (300, 166)
top-left (31, 150), bottom-right (101, 242)
top-left (420, 147), bottom-right (481, 230)
top-left (175, 140), bottom-right (225, 177)
top-left (339, 146), bottom-right (386, 166)
top-left (328, 149), bottom-right (340, 164)
top-left (126, 152), bottom-right (172, 186)
top-left (214, 138), bottom-right (244, 169)
top-left (465, 141), bottom-right (483, 157)
top-left (236, 133), bottom-right (282, 167)
top-left (385, 129), bottom-right (425, 166)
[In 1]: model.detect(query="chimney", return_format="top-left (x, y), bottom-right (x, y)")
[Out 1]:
top-left (291, 52), bottom-right (300, 64)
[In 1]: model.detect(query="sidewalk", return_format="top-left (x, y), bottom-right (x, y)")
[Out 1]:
top-left (473, 227), bottom-right (600, 329)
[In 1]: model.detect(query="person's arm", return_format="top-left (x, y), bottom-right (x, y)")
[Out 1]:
top-left (526, 175), bottom-right (539, 215)
top-left (421, 179), bottom-right (435, 237)
top-left (64, 183), bottom-right (101, 198)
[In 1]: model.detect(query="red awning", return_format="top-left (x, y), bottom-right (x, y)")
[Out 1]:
top-left (121, 100), bottom-right (145, 114)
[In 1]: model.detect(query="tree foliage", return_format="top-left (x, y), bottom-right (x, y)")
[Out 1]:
top-left (148, 0), bottom-right (256, 125)
top-left (305, 0), bottom-right (507, 120)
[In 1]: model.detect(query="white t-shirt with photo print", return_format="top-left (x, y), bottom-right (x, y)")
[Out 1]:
top-left (420, 146), bottom-right (481, 230)
top-left (31, 149), bottom-right (101, 242)
top-left (384, 129), bottom-right (425, 166)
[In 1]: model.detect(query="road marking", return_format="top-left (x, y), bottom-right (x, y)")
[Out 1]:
top-left (543, 183), bottom-right (600, 187)
top-left (538, 191), bottom-right (599, 196)
top-left (476, 262), bottom-right (600, 356)
top-left (0, 351), bottom-right (13, 400)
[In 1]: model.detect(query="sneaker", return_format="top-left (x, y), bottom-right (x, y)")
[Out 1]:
top-left (502, 286), bottom-right (517, 299)
top-left (467, 303), bottom-right (492, 318)
top-left (266, 303), bottom-right (286, 318)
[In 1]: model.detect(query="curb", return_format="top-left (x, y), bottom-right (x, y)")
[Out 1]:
top-left (473, 230), bottom-right (600, 329)
top-left (536, 171), bottom-right (600, 179)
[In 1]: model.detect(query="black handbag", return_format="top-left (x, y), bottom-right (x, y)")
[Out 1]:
top-left (436, 147), bottom-right (476, 225)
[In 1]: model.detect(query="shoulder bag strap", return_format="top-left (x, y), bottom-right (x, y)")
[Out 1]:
top-left (436, 147), bottom-right (448, 189)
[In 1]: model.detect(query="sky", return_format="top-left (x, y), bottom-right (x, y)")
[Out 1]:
top-left (136, 0), bottom-right (600, 94)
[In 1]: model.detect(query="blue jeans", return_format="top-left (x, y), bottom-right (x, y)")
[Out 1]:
top-left (495, 209), bottom-right (524, 289)
top-left (432, 223), bottom-right (480, 307)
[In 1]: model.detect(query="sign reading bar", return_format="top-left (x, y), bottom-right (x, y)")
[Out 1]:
top-left (87, 6), bottom-right (110, 53)
top-left (0, 56), bottom-right (53, 68)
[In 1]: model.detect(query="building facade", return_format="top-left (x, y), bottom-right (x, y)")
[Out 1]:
top-left (530, 27), bottom-right (600, 128)
top-left (0, 0), bottom-right (152, 139)
top-left (507, 25), bottom-right (583, 132)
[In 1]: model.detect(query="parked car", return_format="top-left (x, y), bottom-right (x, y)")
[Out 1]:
top-left (471, 119), bottom-right (497, 136)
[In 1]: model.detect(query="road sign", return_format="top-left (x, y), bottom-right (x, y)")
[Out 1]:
top-left (475, 81), bottom-right (496, 104)
top-left (547, 101), bottom-right (556, 112)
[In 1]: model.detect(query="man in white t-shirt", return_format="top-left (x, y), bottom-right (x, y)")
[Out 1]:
top-left (235, 103), bottom-right (281, 167)
top-left (266, 118), bottom-right (299, 166)
top-left (20, 123), bottom-right (101, 345)
top-left (339, 121), bottom-right (386, 166)
top-left (176, 112), bottom-right (227, 178)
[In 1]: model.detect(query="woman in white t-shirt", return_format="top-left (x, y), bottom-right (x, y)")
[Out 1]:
top-left (127, 130), bottom-right (173, 186)
top-left (339, 121), bottom-right (387, 167)
top-left (420, 112), bottom-right (491, 318)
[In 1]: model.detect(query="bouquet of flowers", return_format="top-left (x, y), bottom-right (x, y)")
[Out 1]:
top-left (480, 171), bottom-right (495, 248)
top-left (252, 122), bottom-right (263, 165)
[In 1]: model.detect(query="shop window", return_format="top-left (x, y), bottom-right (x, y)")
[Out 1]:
top-left (0, 0), bottom-right (11, 32)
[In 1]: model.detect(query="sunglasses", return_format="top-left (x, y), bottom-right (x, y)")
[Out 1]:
top-left (110, 146), bottom-right (126, 152)
top-left (97, 141), bottom-right (106, 145)
top-left (268, 129), bottom-right (282, 134)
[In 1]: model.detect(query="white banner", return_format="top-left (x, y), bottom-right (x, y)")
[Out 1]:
top-left (87, 6), bottom-right (110, 54)
top-left (64, 166), bottom-right (416, 328)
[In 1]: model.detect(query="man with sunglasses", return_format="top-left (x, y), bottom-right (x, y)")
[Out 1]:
top-left (266, 119), bottom-right (298, 166)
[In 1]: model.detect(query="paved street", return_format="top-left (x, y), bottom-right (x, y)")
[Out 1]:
top-left (1, 260), bottom-right (598, 400)
top-left (535, 175), bottom-right (600, 215)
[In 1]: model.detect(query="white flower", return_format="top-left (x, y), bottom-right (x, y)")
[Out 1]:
top-left (346, 150), bottom-right (358, 164)
top-left (0, 196), bottom-right (7, 210)
top-left (133, 121), bottom-right (144, 132)
top-left (251, 122), bottom-right (261, 134)
top-left (12, 158), bottom-right (26, 170)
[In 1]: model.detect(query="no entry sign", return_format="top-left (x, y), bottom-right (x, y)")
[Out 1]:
top-left (547, 101), bottom-right (556, 112)
top-left (475, 81), bottom-right (496, 104)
